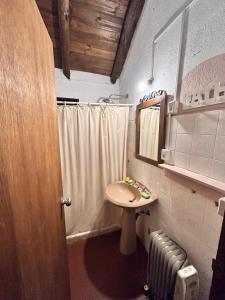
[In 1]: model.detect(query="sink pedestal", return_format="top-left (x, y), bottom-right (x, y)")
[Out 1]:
top-left (120, 208), bottom-right (136, 255)
top-left (105, 181), bottom-right (157, 256)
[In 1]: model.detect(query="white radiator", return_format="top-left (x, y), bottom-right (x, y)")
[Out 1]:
top-left (146, 230), bottom-right (189, 300)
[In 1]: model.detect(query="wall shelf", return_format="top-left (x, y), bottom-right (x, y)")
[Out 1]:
top-left (159, 163), bottom-right (225, 195)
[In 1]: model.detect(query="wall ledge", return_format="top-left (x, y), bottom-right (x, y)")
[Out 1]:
top-left (159, 163), bottom-right (225, 195)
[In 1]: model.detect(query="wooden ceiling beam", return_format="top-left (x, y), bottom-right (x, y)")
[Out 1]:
top-left (110, 0), bottom-right (145, 84)
top-left (58, 0), bottom-right (70, 79)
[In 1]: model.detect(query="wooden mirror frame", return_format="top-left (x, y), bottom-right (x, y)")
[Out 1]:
top-left (135, 94), bottom-right (167, 166)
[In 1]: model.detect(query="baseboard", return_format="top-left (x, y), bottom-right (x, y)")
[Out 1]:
top-left (66, 224), bottom-right (120, 243)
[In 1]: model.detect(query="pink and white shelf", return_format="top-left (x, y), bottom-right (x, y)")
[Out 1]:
top-left (159, 163), bottom-right (225, 195)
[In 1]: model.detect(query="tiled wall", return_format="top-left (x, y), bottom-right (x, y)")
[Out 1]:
top-left (127, 119), bottom-right (223, 300)
top-left (167, 110), bottom-right (225, 182)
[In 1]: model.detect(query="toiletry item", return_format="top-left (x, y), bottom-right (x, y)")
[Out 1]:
top-left (125, 176), bottom-right (133, 185)
top-left (125, 176), bottom-right (130, 183)
top-left (141, 192), bottom-right (150, 199)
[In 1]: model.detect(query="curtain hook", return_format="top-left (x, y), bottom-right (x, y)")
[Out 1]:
top-left (101, 103), bottom-right (106, 109)
top-left (100, 103), bottom-right (107, 117)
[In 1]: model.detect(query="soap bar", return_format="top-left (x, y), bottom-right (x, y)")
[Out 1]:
top-left (125, 176), bottom-right (130, 182)
top-left (141, 192), bottom-right (150, 199)
top-left (125, 176), bottom-right (133, 184)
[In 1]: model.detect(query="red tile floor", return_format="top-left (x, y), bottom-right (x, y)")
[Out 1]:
top-left (67, 230), bottom-right (148, 300)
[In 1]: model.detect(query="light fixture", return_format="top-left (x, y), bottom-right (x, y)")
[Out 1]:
top-left (138, 81), bottom-right (149, 92)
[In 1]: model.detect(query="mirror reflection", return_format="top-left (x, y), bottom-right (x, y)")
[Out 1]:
top-left (139, 104), bottom-right (160, 161)
top-left (136, 93), bottom-right (166, 166)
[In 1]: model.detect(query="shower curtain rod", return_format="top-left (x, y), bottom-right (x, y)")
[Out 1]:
top-left (57, 101), bottom-right (133, 107)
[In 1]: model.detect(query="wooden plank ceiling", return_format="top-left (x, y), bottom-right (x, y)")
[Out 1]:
top-left (36, 0), bottom-right (145, 81)
top-left (36, 0), bottom-right (128, 76)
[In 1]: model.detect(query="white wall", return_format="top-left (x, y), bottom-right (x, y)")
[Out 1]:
top-left (120, 0), bottom-right (225, 299)
top-left (121, 0), bottom-right (225, 103)
top-left (55, 68), bottom-right (119, 102)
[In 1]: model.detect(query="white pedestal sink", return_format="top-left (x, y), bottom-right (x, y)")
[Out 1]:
top-left (105, 182), bottom-right (157, 255)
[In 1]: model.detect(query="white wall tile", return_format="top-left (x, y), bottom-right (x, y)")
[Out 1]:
top-left (174, 151), bottom-right (190, 169)
top-left (166, 132), bottom-right (177, 150)
top-left (176, 133), bottom-right (193, 153)
top-left (169, 134), bottom-right (177, 150)
top-left (194, 111), bottom-right (219, 135)
top-left (171, 150), bottom-right (176, 164)
top-left (214, 136), bottom-right (225, 162)
top-left (189, 155), bottom-right (213, 177)
top-left (191, 135), bottom-right (216, 158)
top-left (170, 133), bottom-right (177, 150)
top-left (218, 110), bottom-right (225, 136)
top-left (170, 117), bottom-right (178, 134)
top-left (176, 114), bottom-right (196, 134)
top-left (211, 160), bottom-right (225, 182)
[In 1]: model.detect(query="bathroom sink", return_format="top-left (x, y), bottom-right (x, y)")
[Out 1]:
top-left (106, 181), bottom-right (156, 208)
top-left (105, 181), bottom-right (157, 255)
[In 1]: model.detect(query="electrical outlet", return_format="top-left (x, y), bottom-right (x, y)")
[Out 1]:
top-left (161, 149), bottom-right (171, 161)
top-left (161, 149), bottom-right (175, 165)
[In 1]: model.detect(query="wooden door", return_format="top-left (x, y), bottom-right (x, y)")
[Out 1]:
top-left (0, 1), bottom-right (71, 299)
top-left (209, 214), bottom-right (225, 300)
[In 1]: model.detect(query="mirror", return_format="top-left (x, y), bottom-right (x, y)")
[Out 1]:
top-left (136, 94), bottom-right (166, 166)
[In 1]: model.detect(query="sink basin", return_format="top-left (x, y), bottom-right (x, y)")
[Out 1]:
top-left (105, 181), bottom-right (157, 255)
top-left (106, 181), bottom-right (156, 208)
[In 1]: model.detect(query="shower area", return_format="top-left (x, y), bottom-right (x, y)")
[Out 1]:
top-left (57, 96), bottom-right (130, 239)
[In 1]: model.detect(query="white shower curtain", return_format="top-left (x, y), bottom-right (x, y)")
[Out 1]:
top-left (58, 105), bottom-right (129, 236)
top-left (139, 108), bottom-right (160, 160)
